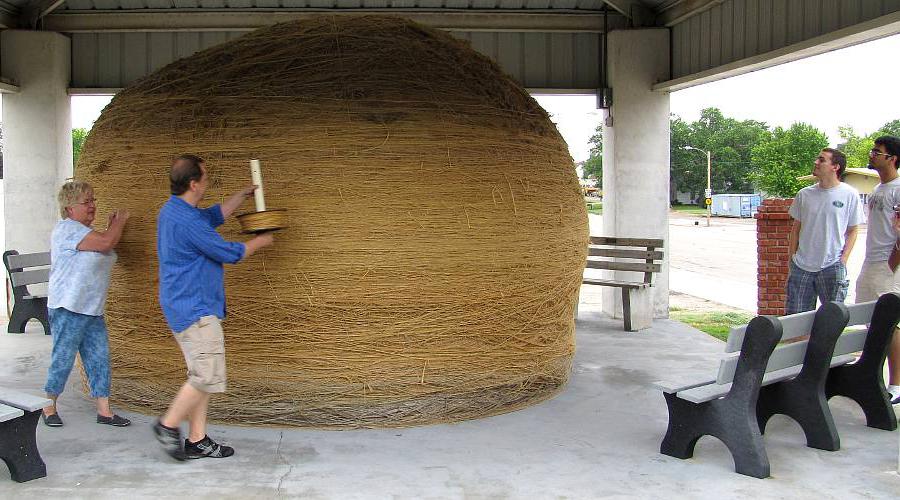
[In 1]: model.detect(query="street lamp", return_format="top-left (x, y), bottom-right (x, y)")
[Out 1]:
top-left (683, 146), bottom-right (712, 227)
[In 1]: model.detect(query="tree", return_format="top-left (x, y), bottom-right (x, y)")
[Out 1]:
top-left (72, 128), bottom-right (88, 165)
top-left (749, 123), bottom-right (828, 198)
top-left (669, 108), bottom-right (769, 203)
top-left (878, 119), bottom-right (900, 138)
top-left (837, 126), bottom-right (872, 169)
top-left (838, 120), bottom-right (900, 169)
top-left (669, 115), bottom-right (705, 202)
top-left (582, 126), bottom-right (602, 182)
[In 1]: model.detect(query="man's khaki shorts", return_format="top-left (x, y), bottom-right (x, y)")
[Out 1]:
top-left (174, 315), bottom-right (226, 393)
top-left (856, 260), bottom-right (900, 303)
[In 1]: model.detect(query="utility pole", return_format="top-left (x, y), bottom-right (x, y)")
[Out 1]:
top-left (706, 150), bottom-right (711, 227)
top-left (683, 146), bottom-right (712, 227)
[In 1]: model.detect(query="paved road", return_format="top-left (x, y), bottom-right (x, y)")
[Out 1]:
top-left (590, 212), bottom-right (869, 313)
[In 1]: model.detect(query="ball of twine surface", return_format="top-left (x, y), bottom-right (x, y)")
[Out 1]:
top-left (77, 15), bottom-right (588, 428)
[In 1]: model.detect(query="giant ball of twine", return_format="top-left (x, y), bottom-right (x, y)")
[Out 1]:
top-left (77, 16), bottom-right (588, 428)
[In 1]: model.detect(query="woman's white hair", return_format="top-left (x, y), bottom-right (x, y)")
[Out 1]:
top-left (57, 181), bottom-right (93, 218)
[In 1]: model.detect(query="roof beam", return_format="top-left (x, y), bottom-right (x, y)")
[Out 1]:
top-left (602, 0), bottom-right (655, 26)
top-left (44, 10), bottom-right (622, 33)
top-left (0, 77), bottom-right (20, 93)
top-left (0, 10), bottom-right (15, 28)
top-left (601, 1), bottom-right (637, 18)
top-left (21, 0), bottom-right (66, 28)
top-left (0, 0), bottom-right (19, 28)
top-left (654, 10), bottom-right (900, 91)
top-left (68, 87), bottom-right (602, 96)
top-left (657, 0), bottom-right (723, 27)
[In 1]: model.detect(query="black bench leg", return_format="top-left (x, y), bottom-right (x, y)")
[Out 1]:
top-left (719, 424), bottom-right (770, 479)
top-left (621, 288), bottom-right (632, 331)
top-left (825, 293), bottom-right (900, 431)
top-left (37, 304), bottom-right (50, 336)
top-left (660, 392), bottom-right (703, 459)
top-left (661, 392), bottom-right (771, 479)
top-left (7, 306), bottom-right (29, 334)
top-left (756, 302), bottom-right (849, 451)
top-left (6, 299), bottom-right (50, 335)
top-left (660, 316), bottom-right (781, 479)
top-left (826, 363), bottom-right (896, 431)
top-left (757, 383), bottom-right (840, 451)
top-left (0, 410), bottom-right (47, 482)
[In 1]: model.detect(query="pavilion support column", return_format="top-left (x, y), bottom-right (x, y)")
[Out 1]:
top-left (602, 29), bottom-right (670, 320)
top-left (1, 31), bottom-right (73, 254)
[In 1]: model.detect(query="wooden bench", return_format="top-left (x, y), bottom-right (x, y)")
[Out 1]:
top-left (0, 388), bottom-right (51, 482)
top-left (579, 236), bottom-right (664, 331)
top-left (3, 250), bottom-right (50, 335)
top-left (654, 293), bottom-right (900, 478)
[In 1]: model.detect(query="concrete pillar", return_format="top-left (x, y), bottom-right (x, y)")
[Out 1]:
top-left (1, 31), bottom-right (73, 254)
top-left (602, 29), bottom-right (670, 319)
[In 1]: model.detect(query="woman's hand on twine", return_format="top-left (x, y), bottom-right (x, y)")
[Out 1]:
top-left (109, 209), bottom-right (130, 226)
top-left (240, 185), bottom-right (258, 199)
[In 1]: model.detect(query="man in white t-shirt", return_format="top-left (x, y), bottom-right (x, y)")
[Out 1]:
top-left (857, 135), bottom-right (900, 404)
top-left (786, 148), bottom-right (864, 315)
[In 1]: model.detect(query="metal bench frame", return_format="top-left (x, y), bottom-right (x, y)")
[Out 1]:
top-left (0, 389), bottom-right (51, 482)
top-left (579, 236), bottom-right (664, 331)
top-left (3, 250), bottom-right (51, 335)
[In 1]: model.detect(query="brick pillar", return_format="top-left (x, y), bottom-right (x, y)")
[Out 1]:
top-left (755, 199), bottom-right (793, 316)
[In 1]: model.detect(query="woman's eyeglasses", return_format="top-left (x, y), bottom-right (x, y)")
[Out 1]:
top-left (73, 198), bottom-right (97, 206)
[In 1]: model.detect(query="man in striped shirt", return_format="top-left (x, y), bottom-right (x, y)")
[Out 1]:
top-left (153, 154), bottom-right (274, 461)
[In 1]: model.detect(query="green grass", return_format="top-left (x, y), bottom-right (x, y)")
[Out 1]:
top-left (586, 201), bottom-right (602, 215)
top-left (669, 308), bottom-right (754, 341)
top-left (670, 204), bottom-right (708, 216)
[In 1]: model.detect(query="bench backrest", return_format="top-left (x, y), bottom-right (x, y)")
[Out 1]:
top-left (3, 250), bottom-right (51, 300)
top-left (585, 236), bottom-right (664, 284)
top-left (716, 300), bottom-right (877, 384)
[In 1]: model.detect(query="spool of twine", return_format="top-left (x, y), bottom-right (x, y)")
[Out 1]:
top-left (237, 209), bottom-right (288, 234)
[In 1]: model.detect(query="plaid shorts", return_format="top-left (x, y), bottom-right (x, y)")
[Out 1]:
top-left (785, 259), bottom-right (849, 315)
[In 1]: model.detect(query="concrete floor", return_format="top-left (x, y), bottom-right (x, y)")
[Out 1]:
top-left (1, 310), bottom-right (898, 499)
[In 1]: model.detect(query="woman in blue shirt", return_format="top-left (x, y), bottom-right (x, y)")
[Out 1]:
top-left (42, 181), bottom-right (131, 428)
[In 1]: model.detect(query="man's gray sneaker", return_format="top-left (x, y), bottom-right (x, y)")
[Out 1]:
top-left (184, 435), bottom-right (234, 459)
top-left (153, 420), bottom-right (185, 461)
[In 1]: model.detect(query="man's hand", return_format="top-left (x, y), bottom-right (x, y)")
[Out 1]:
top-left (255, 232), bottom-right (275, 248)
top-left (221, 185), bottom-right (258, 218)
top-left (243, 231), bottom-right (275, 259)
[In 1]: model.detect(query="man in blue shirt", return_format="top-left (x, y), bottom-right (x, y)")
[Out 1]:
top-left (153, 154), bottom-right (274, 461)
